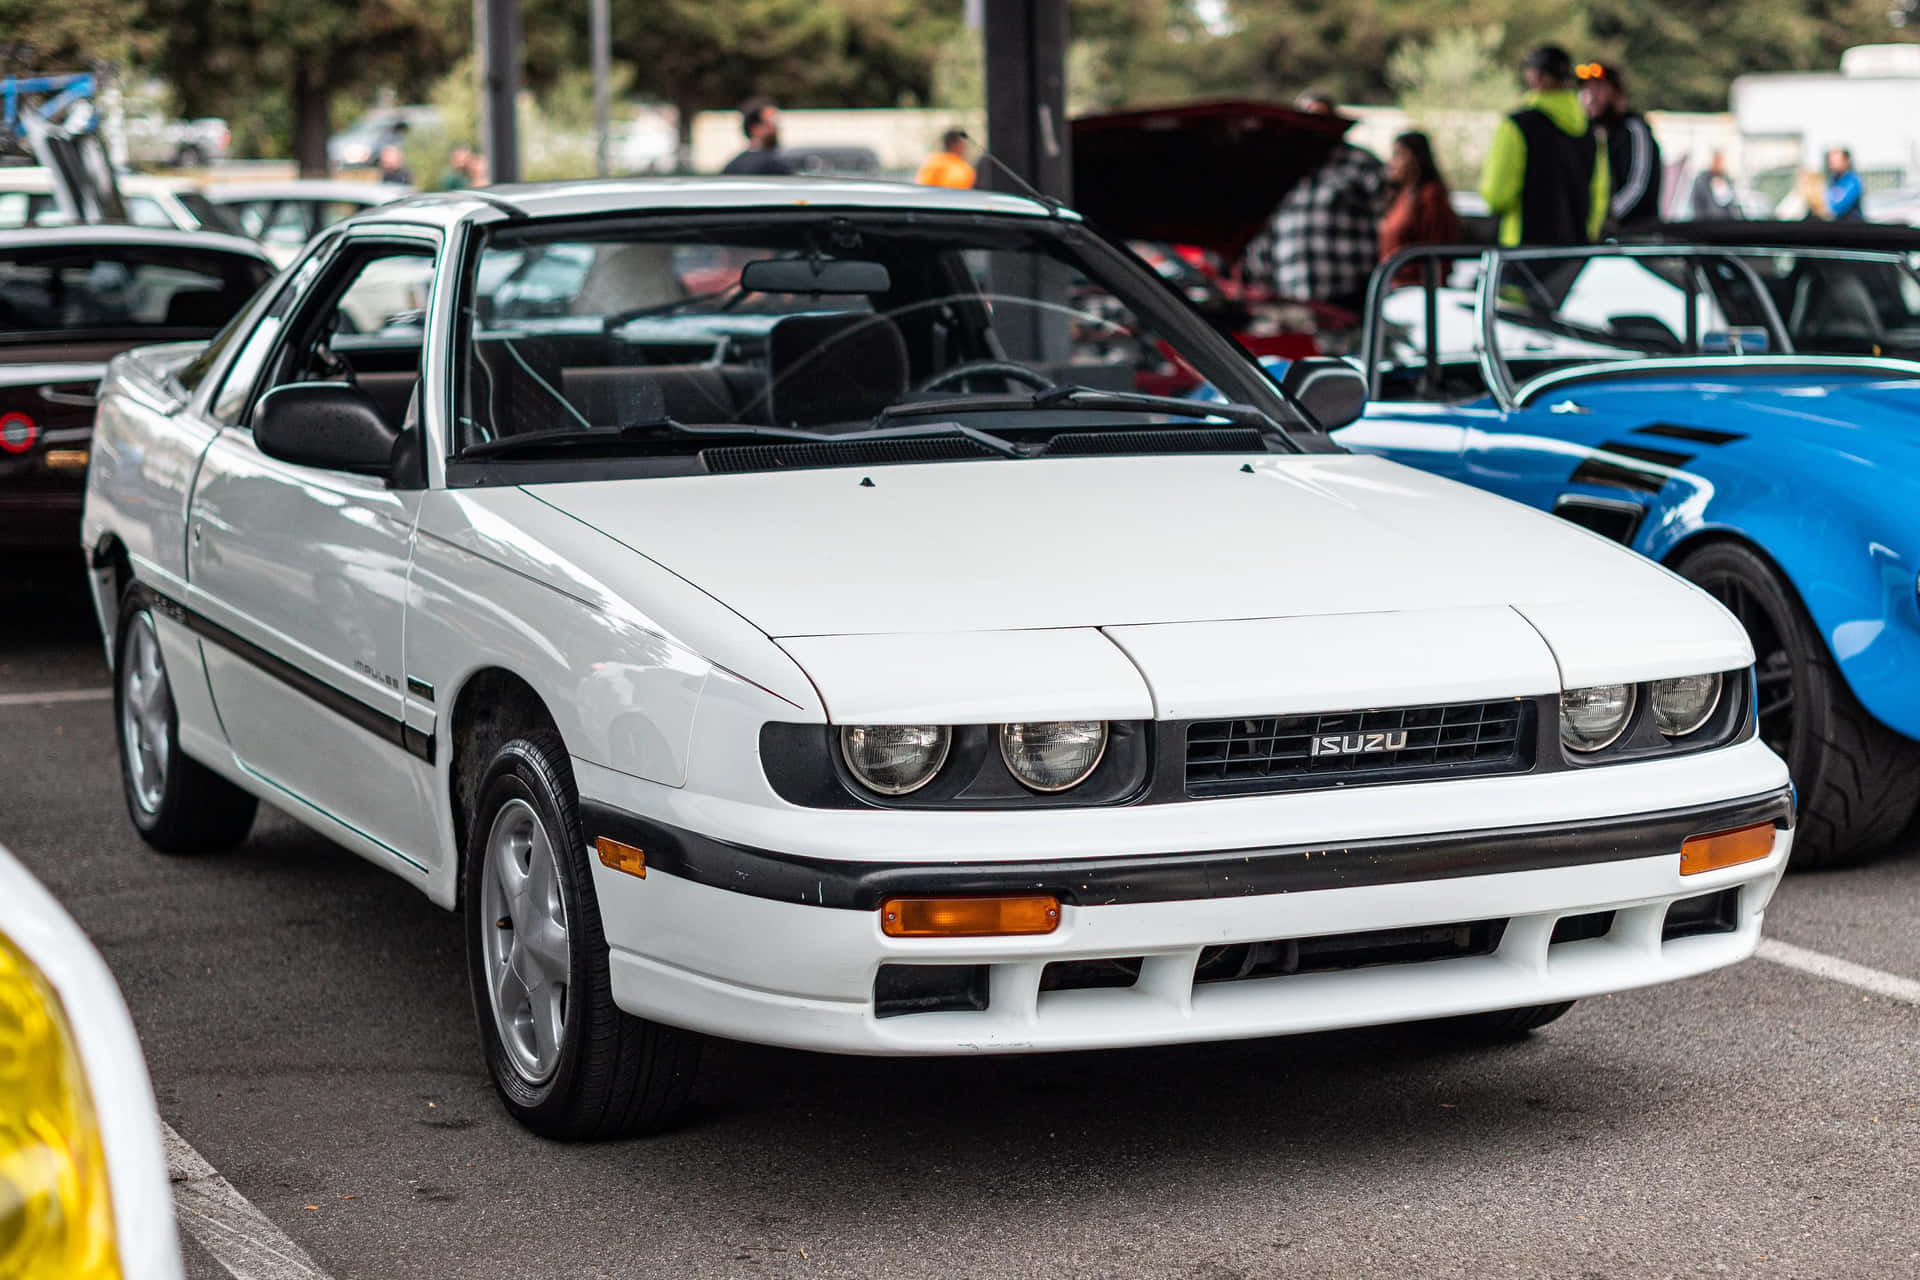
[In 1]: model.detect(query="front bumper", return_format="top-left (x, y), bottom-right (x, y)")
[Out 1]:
top-left (582, 764), bottom-right (1793, 1056)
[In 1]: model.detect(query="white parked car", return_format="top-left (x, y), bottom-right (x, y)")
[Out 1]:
top-left (0, 842), bottom-right (182, 1277)
top-left (204, 179), bottom-right (412, 266)
top-left (80, 178), bottom-right (1794, 1139)
top-left (0, 167), bottom-right (243, 235)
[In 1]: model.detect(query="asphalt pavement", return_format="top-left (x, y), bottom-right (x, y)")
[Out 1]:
top-left (3, 549), bottom-right (1916, 1279)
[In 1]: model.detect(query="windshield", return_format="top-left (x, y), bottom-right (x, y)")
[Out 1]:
top-left (452, 212), bottom-right (1301, 466)
top-left (0, 243), bottom-right (270, 342)
top-left (1490, 252), bottom-right (1782, 393)
top-left (1721, 249), bottom-right (1920, 359)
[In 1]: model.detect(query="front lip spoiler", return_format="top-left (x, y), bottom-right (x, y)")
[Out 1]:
top-left (581, 785), bottom-right (1793, 911)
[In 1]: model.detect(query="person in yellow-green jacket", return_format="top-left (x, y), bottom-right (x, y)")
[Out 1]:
top-left (1479, 45), bottom-right (1611, 245)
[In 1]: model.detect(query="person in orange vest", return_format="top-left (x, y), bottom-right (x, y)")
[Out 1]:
top-left (916, 130), bottom-right (976, 189)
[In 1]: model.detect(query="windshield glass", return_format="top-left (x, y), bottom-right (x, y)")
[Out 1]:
top-left (0, 243), bottom-right (270, 342)
top-left (1490, 252), bottom-right (1781, 392)
top-left (452, 212), bottom-right (1299, 461)
top-left (1721, 249), bottom-right (1920, 359)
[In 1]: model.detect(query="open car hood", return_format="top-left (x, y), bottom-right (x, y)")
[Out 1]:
top-left (1070, 100), bottom-right (1349, 259)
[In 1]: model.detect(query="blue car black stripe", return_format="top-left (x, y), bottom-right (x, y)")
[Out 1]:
top-left (1635, 422), bottom-right (1746, 446)
top-left (1568, 439), bottom-right (1693, 494)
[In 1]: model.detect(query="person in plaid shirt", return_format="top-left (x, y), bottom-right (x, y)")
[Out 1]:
top-left (1248, 92), bottom-right (1387, 323)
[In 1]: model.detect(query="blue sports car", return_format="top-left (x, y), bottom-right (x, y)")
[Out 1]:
top-left (1335, 244), bottom-right (1920, 867)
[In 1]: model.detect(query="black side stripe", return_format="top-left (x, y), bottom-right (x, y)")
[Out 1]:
top-left (132, 585), bottom-right (434, 764)
top-left (1635, 422), bottom-right (1745, 446)
top-left (1568, 439), bottom-right (1693, 495)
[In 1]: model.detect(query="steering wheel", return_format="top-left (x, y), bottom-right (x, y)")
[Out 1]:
top-left (915, 360), bottom-right (1053, 394)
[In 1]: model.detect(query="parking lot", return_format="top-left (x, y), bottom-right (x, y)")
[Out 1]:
top-left (2, 550), bottom-right (1916, 1279)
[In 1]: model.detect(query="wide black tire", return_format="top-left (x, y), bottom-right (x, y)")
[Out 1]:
top-left (463, 732), bottom-right (701, 1140)
top-left (1438, 1001), bottom-right (1575, 1040)
top-left (113, 593), bottom-right (258, 853)
top-left (1675, 540), bottom-right (1920, 868)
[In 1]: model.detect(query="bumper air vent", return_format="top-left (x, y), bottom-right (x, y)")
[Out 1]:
top-left (1195, 919), bottom-right (1508, 984)
top-left (1662, 888), bottom-right (1740, 941)
top-left (873, 964), bottom-right (989, 1018)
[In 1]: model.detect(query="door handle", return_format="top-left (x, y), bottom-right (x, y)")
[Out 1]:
top-left (1549, 400), bottom-right (1590, 415)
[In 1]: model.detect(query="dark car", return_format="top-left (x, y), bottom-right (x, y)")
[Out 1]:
top-left (0, 226), bottom-right (273, 548)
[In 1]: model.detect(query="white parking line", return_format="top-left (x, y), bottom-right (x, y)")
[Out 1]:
top-left (1756, 938), bottom-right (1920, 1006)
top-left (164, 1123), bottom-right (335, 1280)
top-left (0, 687), bottom-right (112, 706)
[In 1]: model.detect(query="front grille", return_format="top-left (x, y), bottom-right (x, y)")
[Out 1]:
top-left (1184, 699), bottom-right (1532, 796)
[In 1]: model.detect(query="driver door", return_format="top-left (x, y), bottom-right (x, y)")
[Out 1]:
top-left (185, 231), bottom-right (442, 869)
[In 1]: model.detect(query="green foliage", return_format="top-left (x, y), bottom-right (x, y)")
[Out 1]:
top-left (1387, 25), bottom-right (1515, 180)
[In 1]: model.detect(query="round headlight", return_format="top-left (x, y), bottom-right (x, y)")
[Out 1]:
top-left (1652, 673), bottom-right (1722, 737)
top-left (999, 721), bottom-right (1109, 792)
top-left (1560, 684), bottom-right (1636, 753)
top-left (840, 724), bottom-right (951, 795)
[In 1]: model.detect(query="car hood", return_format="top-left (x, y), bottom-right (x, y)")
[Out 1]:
top-left (1070, 100), bottom-right (1348, 259)
top-left (523, 453), bottom-right (1726, 647)
top-left (1554, 369), bottom-right (1920, 460)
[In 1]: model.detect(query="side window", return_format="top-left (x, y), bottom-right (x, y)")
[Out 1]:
top-left (210, 283), bottom-right (298, 423)
top-left (261, 201), bottom-right (312, 250)
top-left (254, 242), bottom-right (437, 433)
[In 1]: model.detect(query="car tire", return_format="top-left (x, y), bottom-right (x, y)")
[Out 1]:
top-left (173, 144), bottom-right (206, 168)
top-left (1675, 540), bottom-right (1920, 868)
top-left (1438, 1001), bottom-right (1575, 1040)
top-left (464, 732), bottom-right (701, 1140)
top-left (113, 593), bottom-right (258, 853)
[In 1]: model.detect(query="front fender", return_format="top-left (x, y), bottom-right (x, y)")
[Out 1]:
top-left (1640, 448), bottom-right (1920, 743)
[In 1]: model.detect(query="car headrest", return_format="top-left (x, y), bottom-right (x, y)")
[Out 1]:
top-left (764, 312), bottom-right (909, 428)
top-left (164, 289), bottom-right (234, 330)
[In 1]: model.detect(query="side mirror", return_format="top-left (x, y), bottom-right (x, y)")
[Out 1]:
top-left (1276, 356), bottom-right (1368, 431)
top-left (253, 382), bottom-right (397, 476)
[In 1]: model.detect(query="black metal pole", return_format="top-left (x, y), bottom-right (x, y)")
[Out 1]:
top-left (483, 0), bottom-right (520, 183)
top-left (982, 0), bottom-right (1070, 200)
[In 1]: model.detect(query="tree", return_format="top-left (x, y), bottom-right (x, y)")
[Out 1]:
top-left (137, 0), bottom-right (464, 174)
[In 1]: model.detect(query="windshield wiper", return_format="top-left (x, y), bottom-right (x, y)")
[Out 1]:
top-left (456, 417), bottom-right (1022, 461)
top-left (456, 418), bottom-right (812, 460)
top-left (869, 384), bottom-right (1302, 451)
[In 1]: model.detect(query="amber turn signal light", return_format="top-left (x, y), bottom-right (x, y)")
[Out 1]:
top-left (595, 836), bottom-right (646, 878)
top-left (1679, 822), bottom-right (1775, 875)
top-left (880, 895), bottom-right (1061, 938)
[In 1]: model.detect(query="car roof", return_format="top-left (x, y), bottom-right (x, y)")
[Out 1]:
top-left (0, 223), bottom-right (274, 262)
top-left (366, 176), bottom-right (1066, 230)
top-left (206, 180), bottom-right (412, 204)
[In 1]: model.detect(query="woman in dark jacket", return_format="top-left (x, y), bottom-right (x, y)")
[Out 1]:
top-left (1380, 132), bottom-right (1463, 272)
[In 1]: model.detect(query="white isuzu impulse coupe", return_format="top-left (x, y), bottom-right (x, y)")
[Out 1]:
top-left (79, 179), bottom-right (1793, 1138)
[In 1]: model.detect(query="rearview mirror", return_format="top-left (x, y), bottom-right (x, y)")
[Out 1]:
top-left (253, 382), bottom-right (397, 476)
top-left (739, 257), bottom-right (891, 295)
top-left (1275, 356), bottom-right (1367, 431)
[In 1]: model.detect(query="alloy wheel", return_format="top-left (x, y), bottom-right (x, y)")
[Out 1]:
top-left (479, 798), bottom-right (572, 1084)
top-left (120, 612), bottom-right (172, 815)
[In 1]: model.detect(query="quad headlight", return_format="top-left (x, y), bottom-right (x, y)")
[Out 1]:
top-left (1651, 673), bottom-right (1723, 737)
top-left (1559, 683), bottom-right (1636, 753)
top-left (840, 724), bottom-right (951, 795)
top-left (999, 721), bottom-right (1109, 792)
